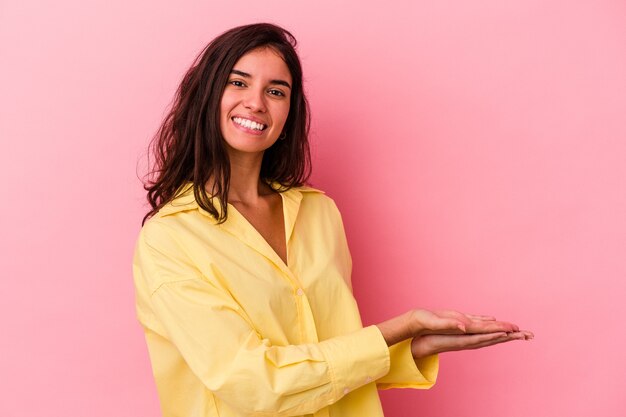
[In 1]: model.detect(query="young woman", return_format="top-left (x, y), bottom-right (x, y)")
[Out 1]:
top-left (133, 23), bottom-right (533, 417)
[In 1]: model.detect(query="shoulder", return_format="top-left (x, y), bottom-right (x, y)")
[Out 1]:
top-left (296, 184), bottom-right (325, 194)
top-left (295, 184), bottom-right (328, 203)
top-left (153, 183), bottom-right (200, 219)
top-left (138, 216), bottom-right (177, 246)
top-left (284, 184), bottom-right (346, 225)
top-left (136, 184), bottom-right (205, 262)
top-left (134, 213), bottom-right (206, 292)
top-left (287, 184), bottom-right (337, 208)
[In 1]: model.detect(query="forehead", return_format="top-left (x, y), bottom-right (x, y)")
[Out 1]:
top-left (232, 47), bottom-right (292, 82)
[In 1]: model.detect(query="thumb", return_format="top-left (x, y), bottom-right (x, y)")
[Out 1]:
top-left (431, 317), bottom-right (466, 333)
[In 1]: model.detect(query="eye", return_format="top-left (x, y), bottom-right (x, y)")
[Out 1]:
top-left (229, 80), bottom-right (246, 87)
top-left (268, 89), bottom-right (285, 97)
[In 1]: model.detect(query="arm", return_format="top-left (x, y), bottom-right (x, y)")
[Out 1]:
top-left (135, 222), bottom-right (521, 414)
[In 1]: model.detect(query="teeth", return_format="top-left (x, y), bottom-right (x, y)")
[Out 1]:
top-left (233, 117), bottom-right (265, 131)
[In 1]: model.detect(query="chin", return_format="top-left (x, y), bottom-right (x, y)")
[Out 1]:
top-left (225, 140), bottom-right (275, 156)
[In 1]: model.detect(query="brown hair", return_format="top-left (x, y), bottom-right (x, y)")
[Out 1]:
top-left (142, 23), bottom-right (311, 224)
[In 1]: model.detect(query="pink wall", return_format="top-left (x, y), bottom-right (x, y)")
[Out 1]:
top-left (2, 1), bottom-right (625, 416)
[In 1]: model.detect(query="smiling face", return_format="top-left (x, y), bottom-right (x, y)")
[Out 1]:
top-left (219, 47), bottom-right (292, 159)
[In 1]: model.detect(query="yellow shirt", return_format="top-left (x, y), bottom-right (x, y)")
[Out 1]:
top-left (133, 183), bottom-right (438, 417)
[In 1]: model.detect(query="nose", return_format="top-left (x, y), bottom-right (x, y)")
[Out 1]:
top-left (242, 87), bottom-right (266, 112)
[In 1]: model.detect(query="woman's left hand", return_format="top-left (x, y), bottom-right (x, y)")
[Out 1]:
top-left (411, 330), bottom-right (534, 359)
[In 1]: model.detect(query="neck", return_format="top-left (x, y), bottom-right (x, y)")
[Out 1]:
top-left (222, 149), bottom-right (273, 204)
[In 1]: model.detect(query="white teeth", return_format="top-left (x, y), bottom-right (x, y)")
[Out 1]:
top-left (233, 117), bottom-right (265, 131)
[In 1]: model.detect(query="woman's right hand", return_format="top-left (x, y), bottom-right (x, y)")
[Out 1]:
top-left (410, 329), bottom-right (533, 359)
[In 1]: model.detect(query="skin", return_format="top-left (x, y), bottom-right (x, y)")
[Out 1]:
top-left (376, 309), bottom-right (533, 359)
top-left (217, 46), bottom-right (292, 265)
top-left (213, 46), bottom-right (534, 361)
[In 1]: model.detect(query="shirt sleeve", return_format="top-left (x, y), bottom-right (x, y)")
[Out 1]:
top-left (133, 225), bottom-right (392, 417)
top-left (375, 339), bottom-right (439, 389)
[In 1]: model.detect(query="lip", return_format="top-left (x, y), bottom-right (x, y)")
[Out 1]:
top-left (231, 116), bottom-right (266, 136)
top-left (231, 114), bottom-right (268, 126)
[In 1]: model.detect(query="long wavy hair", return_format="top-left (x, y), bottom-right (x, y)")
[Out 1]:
top-left (142, 23), bottom-right (311, 225)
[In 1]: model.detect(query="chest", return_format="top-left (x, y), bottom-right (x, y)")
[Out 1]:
top-left (231, 196), bottom-right (287, 265)
top-left (175, 205), bottom-right (356, 343)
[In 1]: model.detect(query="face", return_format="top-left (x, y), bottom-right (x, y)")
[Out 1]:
top-left (219, 47), bottom-right (292, 158)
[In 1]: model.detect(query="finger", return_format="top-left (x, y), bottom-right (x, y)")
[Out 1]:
top-left (465, 335), bottom-right (518, 350)
top-left (499, 321), bottom-right (520, 332)
top-left (466, 320), bottom-right (519, 333)
top-left (433, 332), bottom-right (508, 351)
top-left (467, 332), bottom-right (509, 344)
top-left (518, 330), bottom-right (534, 340)
top-left (504, 332), bottom-right (527, 340)
top-left (465, 314), bottom-right (496, 321)
top-left (461, 331), bottom-right (533, 350)
top-left (431, 318), bottom-right (467, 333)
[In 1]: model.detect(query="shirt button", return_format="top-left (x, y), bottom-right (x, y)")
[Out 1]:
top-left (343, 388), bottom-right (350, 395)
top-left (296, 288), bottom-right (304, 296)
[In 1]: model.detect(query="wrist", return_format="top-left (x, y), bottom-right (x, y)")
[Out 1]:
top-left (411, 335), bottom-right (439, 359)
top-left (405, 309), bottom-right (427, 338)
top-left (376, 312), bottom-right (414, 346)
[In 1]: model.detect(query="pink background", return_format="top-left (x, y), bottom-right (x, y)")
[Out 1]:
top-left (1, 1), bottom-right (625, 416)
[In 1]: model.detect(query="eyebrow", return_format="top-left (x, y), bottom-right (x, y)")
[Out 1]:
top-left (230, 69), bottom-right (292, 89)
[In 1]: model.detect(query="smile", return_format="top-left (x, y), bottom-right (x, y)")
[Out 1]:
top-left (232, 117), bottom-right (267, 131)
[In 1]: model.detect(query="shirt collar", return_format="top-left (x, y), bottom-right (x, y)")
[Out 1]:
top-left (156, 182), bottom-right (324, 220)
top-left (155, 182), bottom-right (324, 274)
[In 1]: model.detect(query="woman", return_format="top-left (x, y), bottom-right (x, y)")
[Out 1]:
top-left (133, 23), bottom-right (532, 417)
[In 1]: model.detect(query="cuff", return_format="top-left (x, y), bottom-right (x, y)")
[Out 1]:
top-left (376, 338), bottom-right (439, 390)
top-left (320, 325), bottom-right (391, 398)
